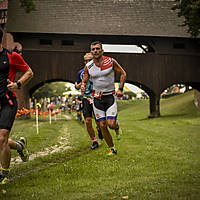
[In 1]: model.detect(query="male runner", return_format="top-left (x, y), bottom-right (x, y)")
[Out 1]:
top-left (75, 53), bottom-right (103, 150)
top-left (81, 41), bottom-right (126, 155)
top-left (0, 28), bottom-right (34, 184)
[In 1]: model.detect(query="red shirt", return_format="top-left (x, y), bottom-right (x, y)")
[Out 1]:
top-left (8, 51), bottom-right (30, 81)
top-left (7, 51), bottom-right (30, 97)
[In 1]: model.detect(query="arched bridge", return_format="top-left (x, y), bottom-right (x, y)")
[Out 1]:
top-left (5, 0), bottom-right (200, 117)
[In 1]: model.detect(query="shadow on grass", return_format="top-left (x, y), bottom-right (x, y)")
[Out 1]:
top-left (135, 113), bottom-right (188, 121)
top-left (159, 113), bottom-right (188, 119)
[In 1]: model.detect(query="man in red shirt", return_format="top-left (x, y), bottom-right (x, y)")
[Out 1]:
top-left (0, 28), bottom-right (34, 184)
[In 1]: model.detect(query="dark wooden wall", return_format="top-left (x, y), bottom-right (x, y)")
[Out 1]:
top-left (13, 33), bottom-right (200, 117)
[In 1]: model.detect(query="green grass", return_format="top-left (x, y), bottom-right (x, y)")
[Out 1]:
top-left (1, 90), bottom-right (200, 200)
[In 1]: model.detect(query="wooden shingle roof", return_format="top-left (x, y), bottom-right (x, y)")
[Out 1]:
top-left (7, 0), bottom-right (190, 38)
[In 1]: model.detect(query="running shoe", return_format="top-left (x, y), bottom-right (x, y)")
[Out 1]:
top-left (90, 141), bottom-right (99, 150)
top-left (97, 127), bottom-right (103, 140)
top-left (17, 137), bottom-right (29, 162)
top-left (0, 174), bottom-right (9, 185)
top-left (115, 127), bottom-right (122, 140)
top-left (107, 149), bottom-right (117, 156)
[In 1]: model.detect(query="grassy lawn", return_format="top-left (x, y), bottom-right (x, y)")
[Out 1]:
top-left (0, 90), bottom-right (199, 200)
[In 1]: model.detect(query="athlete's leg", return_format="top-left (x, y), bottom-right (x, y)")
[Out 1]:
top-left (106, 94), bottom-right (118, 129)
top-left (85, 117), bottom-right (95, 139)
top-left (106, 95), bottom-right (122, 139)
top-left (8, 138), bottom-right (17, 149)
top-left (0, 98), bottom-right (20, 184)
top-left (8, 137), bottom-right (29, 162)
top-left (99, 120), bottom-right (117, 155)
top-left (83, 98), bottom-right (98, 149)
top-left (0, 129), bottom-right (10, 184)
top-left (77, 111), bottom-right (82, 121)
top-left (107, 119), bottom-right (122, 140)
top-left (99, 120), bottom-right (113, 148)
top-left (93, 96), bottom-right (116, 154)
top-left (107, 119), bottom-right (118, 130)
top-left (95, 120), bottom-right (103, 139)
top-left (0, 129), bottom-right (11, 169)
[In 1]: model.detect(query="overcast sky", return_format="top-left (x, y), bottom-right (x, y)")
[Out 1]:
top-left (102, 44), bottom-right (144, 53)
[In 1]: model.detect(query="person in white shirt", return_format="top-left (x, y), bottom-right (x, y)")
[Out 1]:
top-left (81, 41), bottom-right (126, 156)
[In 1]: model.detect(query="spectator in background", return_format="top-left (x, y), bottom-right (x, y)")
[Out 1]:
top-left (49, 102), bottom-right (55, 113)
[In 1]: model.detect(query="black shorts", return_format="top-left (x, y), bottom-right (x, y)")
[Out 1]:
top-left (93, 94), bottom-right (117, 122)
top-left (82, 98), bottom-right (93, 119)
top-left (0, 97), bottom-right (18, 131)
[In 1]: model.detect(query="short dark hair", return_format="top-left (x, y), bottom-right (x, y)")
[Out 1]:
top-left (0, 28), bottom-right (3, 43)
top-left (91, 41), bottom-right (102, 49)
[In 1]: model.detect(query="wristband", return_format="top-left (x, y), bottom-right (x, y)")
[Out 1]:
top-left (119, 87), bottom-right (123, 91)
top-left (16, 80), bottom-right (22, 89)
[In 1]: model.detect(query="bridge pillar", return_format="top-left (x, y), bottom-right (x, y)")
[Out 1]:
top-left (149, 92), bottom-right (160, 118)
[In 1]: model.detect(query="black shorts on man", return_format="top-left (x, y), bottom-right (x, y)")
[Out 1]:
top-left (0, 96), bottom-right (17, 130)
top-left (82, 98), bottom-right (93, 119)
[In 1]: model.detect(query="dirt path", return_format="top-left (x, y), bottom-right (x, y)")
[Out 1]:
top-left (11, 114), bottom-right (73, 165)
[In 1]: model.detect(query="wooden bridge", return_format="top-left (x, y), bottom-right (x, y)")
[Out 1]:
top-left (3, 0), bottom-right (200, 117)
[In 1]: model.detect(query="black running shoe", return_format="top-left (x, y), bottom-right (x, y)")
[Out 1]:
top-left (17, 137), bottom-right (29, 162)
top-left (97, 127), bottom-right (103, 140)
top-left (90, 141), bottom-right (99, 150)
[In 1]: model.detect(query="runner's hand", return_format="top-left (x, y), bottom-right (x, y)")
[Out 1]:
top-left (7, 79), bottom-right (18, 92)
top-left (116, 89), bottom-right (123, 97)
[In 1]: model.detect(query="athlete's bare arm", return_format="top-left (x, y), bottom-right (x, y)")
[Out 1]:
top-left (81, 66), bottom-right (90, 93)
top-left (7, 68), bottom-right (34, 92)
top-left (75, 82), bottom-right (81, 90)
top-left (113, 59), bottom-right (126, 97)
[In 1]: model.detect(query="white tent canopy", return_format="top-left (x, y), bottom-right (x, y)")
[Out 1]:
top-left (63, 90), bottom-right (81, 95)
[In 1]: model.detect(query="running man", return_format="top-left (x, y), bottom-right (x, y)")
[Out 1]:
top-left (0, 28), bottom-right (34, 184)
top-left (81, 41), bottom-right (126, 155)
top-left (75, 53), bottom-right (103, 150)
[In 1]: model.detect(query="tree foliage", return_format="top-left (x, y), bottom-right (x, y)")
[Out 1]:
top-left (9, 0), bottom-right (36, 13)
top-left (173, 0), bottom-right (200, 37)
top-left (33, 82), bottom-right (70, 100)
